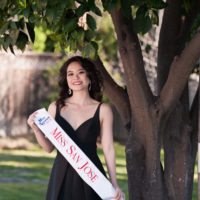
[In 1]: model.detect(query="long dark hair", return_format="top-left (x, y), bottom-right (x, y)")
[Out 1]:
top-left (56, 56), bottom-right (103, 108)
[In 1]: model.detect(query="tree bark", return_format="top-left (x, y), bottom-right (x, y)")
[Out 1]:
top-left (108, 2), bottom-right (200, 200)
top-left (156, 0), bottom-right (200, 199)
top-left (111, 7), bottom-right (168, 200)
top-left (93, 56), bottom-right (131, 130)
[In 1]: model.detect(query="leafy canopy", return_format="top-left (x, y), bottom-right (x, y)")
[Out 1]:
top-left (0, 0), bottom-right (167, 58)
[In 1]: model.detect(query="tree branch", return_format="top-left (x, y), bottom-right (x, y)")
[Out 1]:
top-left (157, 0), bottom-right (200, 94)
top-left (93, 56), bottom-right (131, 129)
top-left (110, 8), bottom-right (154, 115)
top-left (157, 0), bottom-right (182, 93)
top-left (180, 0), bottom-right (200, 48)
top-left (159, 31), bottom-right (200, 115)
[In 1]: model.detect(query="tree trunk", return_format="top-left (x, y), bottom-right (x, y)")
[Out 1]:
top-left (108, 2), bottom-right (200, 199)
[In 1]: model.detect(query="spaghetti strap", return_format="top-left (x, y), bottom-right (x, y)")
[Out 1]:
top-left (95, 102), bottom-right (102, 117)
top-left (55, 103), bottom-right (60, 117)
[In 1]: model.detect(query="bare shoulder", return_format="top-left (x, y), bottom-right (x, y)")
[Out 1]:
top-left (100, 103), bottom-right (112, 112)
top-left (100, 103), bottom-right (113, 120)
top-left (48, 101), bottom-right (56, 118)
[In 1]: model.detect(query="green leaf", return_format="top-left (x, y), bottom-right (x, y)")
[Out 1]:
top-left (77, 28), bottom-right (85, 46)
top-left (133, 14), bottom-right (152, 34)
top-left (50, 24), bottom-right (60, 33)
top-left (91, 5), bottom-right (102, 16)
top-left (151, 9), bottom-right (159, 25)
top-left (71, 30), bottom-right (78, 39)
top-left (40, 19), bottom-right (47, 29)
top-left (145, 44), bottom-right (151, 53)
top-left (0, 22), bottom-right (8, 35)
top-left (76, 4), bottom-right (88, 17)
top-left (91, 41), bottom-right (98, 58)
top-left (49, 33), bottom-right (62, 41)
top-left (36, 0), bottom-right (47, 10)
top-left (10, 28), bottom-right (19, 41)
top-left (66, 0), bottom-right (76, 9)
top-left (102, 0), bottom-right (116, 12)
top-left (133, 5), bottom-right (153, 34)
top-left (147, 0), bottom-right (168, 9)
top-left (46, 8), bottom-right (54, 24)
top-left (53, 7), bottom-right (64, 24)
top-left (26, 22), bottom-right (35, 43)
top-left (10, 8), bottom-right (20, 17)
top-left (18, 0), bottom-right (26, 9)
top-left (131, 0), bottom-right (144, 7)
top-left (68, 38), bottom-right (77, 52)
top-left (3, 35), bottom-right (11, 51)
top-left (10, 21), bottom-right (17, 29)
top-left (76, 0), bottom-right (86, 4)
top-left (88, 0), bottom-right (95, 8)
top-left (87, 0), bottom-right (102, 16)
top-left (0, 38), bottom-right (4, 45)
top-left (9, 44), bottom-right (15, 54)
top-left (86, 14), bottom-right (96, 30)
top-left (16, 31), bottom-right (28, 51)
top-left (136, 5), bottom-right (148, 16)
top-left (63, 18), bottom-right (78, 33)
top-left (0, 0), bottom-right (7, 9)
top-left (16, 18), bottom-right (25, 29)
top-left (31, 3), bottom-right (37, 11)
top-left (28, 14), bottom-right (38, 23)
top-left (85, 30), bottom-right (95, 41)
top-left (82, 43), bottom-right (96, 58)
top-left (21, 8), bottom-right (30, 18)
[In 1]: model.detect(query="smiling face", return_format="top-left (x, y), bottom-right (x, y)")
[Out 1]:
top-left (66, 61), bottom-right (91, 92)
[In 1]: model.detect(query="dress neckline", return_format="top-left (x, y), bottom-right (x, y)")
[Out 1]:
top-left (58, 102), bottom-right (101, 132)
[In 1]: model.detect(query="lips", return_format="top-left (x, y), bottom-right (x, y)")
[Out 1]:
top-left (73, 81), bottom-right (82, 85)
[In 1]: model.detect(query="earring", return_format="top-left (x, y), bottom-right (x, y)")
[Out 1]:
top-left (68, 88), bottom-right (72, 95)
top-left (88, 82), bottom-right (91, 91)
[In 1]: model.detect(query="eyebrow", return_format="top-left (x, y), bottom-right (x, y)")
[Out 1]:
top-left (67, 69), bottom-right (85, 73)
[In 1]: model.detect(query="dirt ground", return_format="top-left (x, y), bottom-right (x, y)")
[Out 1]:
top-left (0, 134), bottom-right (37, 150)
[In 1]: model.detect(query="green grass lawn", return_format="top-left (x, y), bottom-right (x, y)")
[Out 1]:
top-left (0, 143), bottom-right (197, 200)
top-left (0, 142), bottom-right (128, 200)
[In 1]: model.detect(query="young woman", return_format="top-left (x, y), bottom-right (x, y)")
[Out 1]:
top-left (27, 56), bottom-right (125, 200)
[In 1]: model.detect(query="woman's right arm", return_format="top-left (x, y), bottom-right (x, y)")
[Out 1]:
top-left (27, 102), bottom-right (56, 153)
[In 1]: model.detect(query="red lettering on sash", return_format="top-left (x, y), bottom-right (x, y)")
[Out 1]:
top-left (55, 134), bottom-right (61, 140)
top-left (50, 127), bottom-right (66, 147)
top-left (91, 174), bottom-right (98, 182)
top-left (50, 129), bottom-right (99, 183)
top-left (78, 161), bottom-right (88, 170)
top-left (78, 161), bottom-right (99, 182)
top-left (66, 145), bottom-right (76, 155)
top-left (72, 153), bottom-right (82, 163)
top-left (50, 127), bottom-right (61, 137)
top-left (60, 137), bottom-right (66, 147)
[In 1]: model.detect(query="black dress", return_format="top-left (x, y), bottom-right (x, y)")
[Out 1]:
top-left (46, 102), bottom-right (107, 200)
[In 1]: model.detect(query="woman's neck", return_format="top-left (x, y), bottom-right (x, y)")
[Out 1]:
top-left (66, 90), bottom-right (93, 106)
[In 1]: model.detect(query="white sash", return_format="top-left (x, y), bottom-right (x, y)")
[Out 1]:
top-left (34, 108), bottom-right (119, 200)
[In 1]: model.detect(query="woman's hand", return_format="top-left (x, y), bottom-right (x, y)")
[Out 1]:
top-left (27, 112), bottom-right (40, 132)
top-left (27, 111), bottom-right (54, 153)
top-left (112, 186), bottom-right (125, 200)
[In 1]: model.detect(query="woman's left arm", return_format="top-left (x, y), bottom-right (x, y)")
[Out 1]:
top-left (100, 103), bottom-right (125, 200)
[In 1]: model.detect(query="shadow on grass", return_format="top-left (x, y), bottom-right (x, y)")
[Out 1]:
top-left (0, 182), bottom-right (47, 200)
top-left (0, 153), bottom-right (55, 163)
